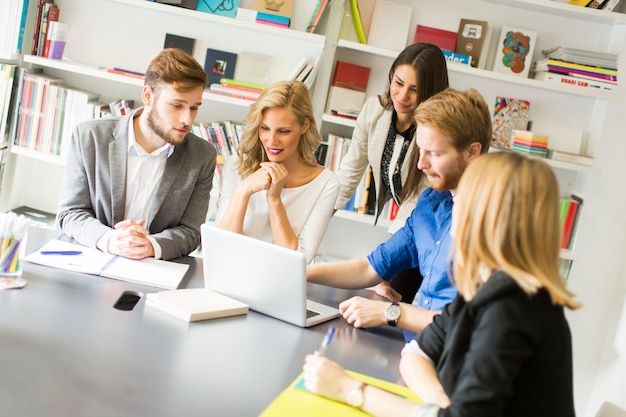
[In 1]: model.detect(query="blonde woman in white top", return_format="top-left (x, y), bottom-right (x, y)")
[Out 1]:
top-left (216, 81), bottom-right (339, 264)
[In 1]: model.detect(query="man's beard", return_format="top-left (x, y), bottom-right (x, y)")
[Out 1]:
top-left (146, 106), bottom-right (187, 146)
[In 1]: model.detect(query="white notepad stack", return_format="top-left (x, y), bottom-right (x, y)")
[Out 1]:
top-left (146, 288), bottom-right (249, 322)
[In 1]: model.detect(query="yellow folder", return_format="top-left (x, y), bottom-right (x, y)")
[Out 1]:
top-left (260, 370), bottom-right (421, 416)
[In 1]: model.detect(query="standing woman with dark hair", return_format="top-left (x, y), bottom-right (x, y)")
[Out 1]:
top-left (215, 80), bottom-right (339, 264)
top-left (335, 43), bottom-right (449, 302)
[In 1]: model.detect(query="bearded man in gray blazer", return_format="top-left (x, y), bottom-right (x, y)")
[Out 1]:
top-left (57, 48), bottom-right (216, 261)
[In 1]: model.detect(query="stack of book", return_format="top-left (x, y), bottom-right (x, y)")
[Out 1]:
top-left (532, 46), bottom-right (618, 91)
top-left (208, 78), bottom-right (264, 102)
top-left (511, 130), bottom-right (549, 157)
top-left (255, 11), bottom-right (290, 28)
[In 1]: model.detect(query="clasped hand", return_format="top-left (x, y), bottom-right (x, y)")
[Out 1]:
top-left (108, 219), bottom-right (154, 259)
top-left (242, 162), bottom-right (288, 198)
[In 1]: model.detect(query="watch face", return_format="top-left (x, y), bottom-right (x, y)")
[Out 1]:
top-left (347, 383), bottom-right (365, 408)
top-left (385, 303), bottom-right (401, 321)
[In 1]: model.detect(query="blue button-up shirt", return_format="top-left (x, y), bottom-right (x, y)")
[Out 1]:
top-left (367, 187), bottom-right (457, 341)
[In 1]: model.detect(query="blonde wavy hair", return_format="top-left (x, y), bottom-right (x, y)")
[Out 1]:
top-left (236, 80), bottom-right (321, 178)
top-left (452, 151), bottom-right (580, 309)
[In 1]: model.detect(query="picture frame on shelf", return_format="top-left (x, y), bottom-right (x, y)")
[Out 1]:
top-left (492, 25), bottom-right (537, 78)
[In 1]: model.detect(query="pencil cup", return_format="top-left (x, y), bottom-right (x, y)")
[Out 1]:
top-left (0, 212), bottom-right (31, 279)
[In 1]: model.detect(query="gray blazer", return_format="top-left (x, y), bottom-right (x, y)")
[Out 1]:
top-left (57, 109), bottom-right (217, 260)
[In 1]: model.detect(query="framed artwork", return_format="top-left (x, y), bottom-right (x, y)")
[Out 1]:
top-left (203, 48), bottom-right (238, 87)
top-left (492, 25), bottom-right (537, 78)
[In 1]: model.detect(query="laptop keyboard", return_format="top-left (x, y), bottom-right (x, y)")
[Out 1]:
top-left (306, 309), bottom-right (320, 318)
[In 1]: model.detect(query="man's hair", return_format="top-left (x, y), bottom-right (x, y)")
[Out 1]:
top-left (237, 80), bottom-right (322, 178)
top-left (414, 88), bottom-right (492, 155)
top-left (144, 48), bottom-right (208, 93)
top-left (452, 151), bottom-right (580, 309)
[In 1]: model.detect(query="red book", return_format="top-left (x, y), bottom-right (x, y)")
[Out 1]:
top-left (561, 198), bottom-right (581, 249)
top-left (414, 25), bottom-right (457, 52)
top-left (331, 61), bottom-right (370, 92)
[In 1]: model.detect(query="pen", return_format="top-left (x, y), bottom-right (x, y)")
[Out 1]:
top-left (317, 325), bottom-right (336, 356)
top-left (41, 251), bottom-right (83, 255)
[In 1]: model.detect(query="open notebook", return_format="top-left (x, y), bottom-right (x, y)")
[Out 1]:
top-left (24, 239), bottom-right (188, 289)
top-left (200, 224), bottom-right (339, 327)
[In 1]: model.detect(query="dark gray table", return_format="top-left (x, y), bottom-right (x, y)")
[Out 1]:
top-left (0, 227), bottom-right (405, 417)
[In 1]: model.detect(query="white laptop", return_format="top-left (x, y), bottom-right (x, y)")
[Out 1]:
top-left (200, 224), bottom-right (339, 327)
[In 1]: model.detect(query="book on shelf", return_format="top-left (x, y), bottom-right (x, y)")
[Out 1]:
top-left (39, 3), bottom-right (60, 56)
top-left (324, 133), bottom-right (352, 172)
top-left (196, 0), bottom-right (239, 18)
top-left (208, 83), bottom-right (261, 101)
top-left (533, 70), bottom-right (615, 91)
top-left (259, 371), bottom-right (420, 416)
top-left (163, 33), bottom-right (195, 55)
top-left (442, 50), bottom-right (472, 66)
top-left (586, 0), bottom-right (609, 8)
top-left (108, 98), bottom-right (134, 116)
top-left (24, 239), bottom-right (189, 289)
top-left (255, 11), bottom-right (290, 28)
top-left (156, 0), bottom-right (199, 9)
top-left (219, 78), bottom-right (265, 93)
top-left (43, 21), bottom-right (69, 59)
top-left (367, 0), bottom-right (412, 51)
top-left (533, 58), bottom-right (618, 82)
top-left (106, 67), bottom-right (145, 79)
top-left (326, 61), bottom-right (370, 116)
top-left (511, 130), bottom-right (548, 157)
top-left (414, 25), bottom-right (457, 52)
top-left (602, 0), bottom-right (623, 10)
top-left (492, 26), bottom-right (537, 78)
top-left (541, 46), bottom-right (618, 69)
top-left (252, 0), bottom-right (293, 19)
top-left (0, 64), bottom-right (17, 147)
top-left (568, 0), bottom-right (594, 5)
top-left (560, 195), bottom-right (583, 250)
top-left (145, 288), bottom-right (249, 322)
top-left (12, 0), bottom-right (31, 54)
top-left (286, 57), bottom-right (309, 81)
top-left (314, 142), bottom-right (328, 166)
top-left (491, 96), bottom-right (531, 150)
top-left (548, 150), bottom-right (595, 167)
top-left (306, 0), bottom-right (330, 33)
top-left (31, 0), bottom-right (54, 55)
top-left (234, 51), bottom-right (271, 88)
top-left (203, 48), bottom-right (238, 88)
top-left (455, 18), bottom-right (491, 69)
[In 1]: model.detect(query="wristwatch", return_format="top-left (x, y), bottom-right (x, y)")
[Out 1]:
top-left (346, 382), bottom-right (367, 408)
top-left (384, 302), bottom-right (401, 327)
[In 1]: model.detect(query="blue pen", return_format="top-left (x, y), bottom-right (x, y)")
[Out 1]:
top-left (41, 251), bottom-right (83, 255)
top-left (318, 325), bottom-right (336, 356)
